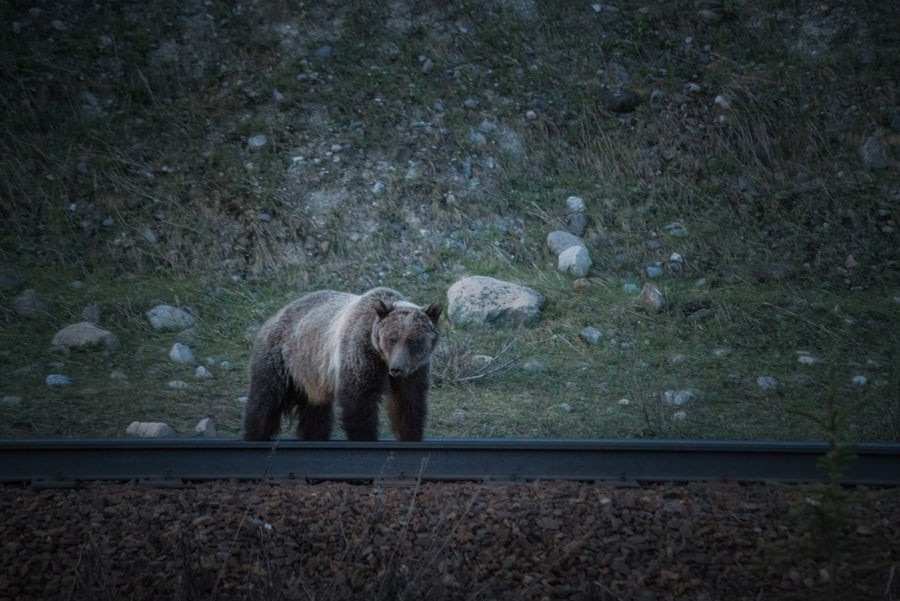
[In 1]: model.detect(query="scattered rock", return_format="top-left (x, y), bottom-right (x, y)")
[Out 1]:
top-left (672, 410), bottom-right (688, 421)
top-left (1, 396), bottom-right (23, 408)
top-left (559, 403), bottom-right (572, 413)
top-left (565, 196), bottom-right (585, 213)
top-left (572, 278), bottom-right (590, 292)
top-left (13, 289), bottom-right (48, 318)
top-left (0, 273), bottom-right (23, 292)
top-left (168, 380), bottom-right (188, 389)
top-left (860, 136), bottom-right (887, 170)
top-left (52, 322), bottom-right (120, 351)
top-left (664, 221), bottom-right (688, 238)
top-left (195, 418), bottom-right (217, 437)
top-left (195, 365), bottom-right (213, 379)
top-left (546, 230), bottom-right (586, 255)
top-left (169, 343), bottom-right (195, 364)
top-left (248, 134), bottom-right (268, 149)
top-left (45, 374), bottom-right (72, 386)
top-left (662, 389), bottom-right (696, 406)
top-left (126, 421), bottom-right (175, 437)
top-left (147, 305), bottom-right (197, 331)
top-left (558, 245), bottom-right (592, 277)
top-left (599, 87), bottom-right (640, 113)
top-left (851, 375), bottom-right (867, 386)
top-left (314, 45), bottom-right (335, 59)
top-left (447, 276), bottom-right (545, 328)
top-left (617, 398), bottom-right (630, 406)
top-left (756, 376), bottom-right (781, 391)
top-left (639, 283), bottom-right (666, 312)
top-left (645, 265), bottom-right (664, 279)
top-left (523, 360), bottom-right (547, 373)
top-left (565, 212), bottom-right (587, 236)
top-left (580, 327), bottom-right (603, 345)
top-left (81, 304), bottom-right (102, 323)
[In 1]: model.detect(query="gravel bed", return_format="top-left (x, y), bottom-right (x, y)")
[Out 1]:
top-left (1, 480), bottom-right (897, 600)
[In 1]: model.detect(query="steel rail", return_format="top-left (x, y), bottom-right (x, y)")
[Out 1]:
top-left (1, 438), bottom-right (898, 485)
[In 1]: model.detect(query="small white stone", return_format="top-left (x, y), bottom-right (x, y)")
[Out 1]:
top-left (168, 380), bottom-right (188, 389)
top-left (46, 374), bottom-right (72, 386)
top-left (565, 195), bottom-right (585, 213)
top-left (195, 418), bottom-right (217, 437)
top-left (756, 376), bottom-right (780, 390)
top-left (169, 342), bottom-right (195, 364)
top-left (195, 365), bottom-right (213, 379)
top-left (617, 398), bottom-right (630, 406)
top-left (672, 410), bottom-right (688, 421)
top-left (851, 375), bottom-right (867, 386)
top-left (560, 403), bottom-right (572, 412)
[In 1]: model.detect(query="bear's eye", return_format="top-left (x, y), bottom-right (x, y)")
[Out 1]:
top-left (386, 337), bottom-right (397, 348)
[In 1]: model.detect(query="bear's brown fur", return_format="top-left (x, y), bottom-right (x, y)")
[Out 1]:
top-left (242, 288), bottom-right (442, 442)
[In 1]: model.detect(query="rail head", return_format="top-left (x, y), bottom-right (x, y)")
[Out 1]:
top-left (1, 438), bottom-right (898, 485)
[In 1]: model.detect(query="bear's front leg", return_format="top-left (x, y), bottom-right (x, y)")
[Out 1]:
top-left (337, 385), bottom-right (381, 441)
top-left (387, 366), bottom-right (429, 442)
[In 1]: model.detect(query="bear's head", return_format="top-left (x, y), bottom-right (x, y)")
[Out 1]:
top-left (372, 300), bottom-right (442, 378)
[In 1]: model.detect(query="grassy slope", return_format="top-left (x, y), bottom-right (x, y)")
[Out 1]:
top-left (0, 0), bottom-right (897, 440)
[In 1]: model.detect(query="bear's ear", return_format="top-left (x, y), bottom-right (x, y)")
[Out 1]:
top-left (374, 299), bottom-right (394, 319)
top-left (423, 303), bottom-right (442, 324)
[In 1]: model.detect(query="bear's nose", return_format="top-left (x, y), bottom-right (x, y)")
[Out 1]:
top-left (389, 367), bottom-right (405, 378)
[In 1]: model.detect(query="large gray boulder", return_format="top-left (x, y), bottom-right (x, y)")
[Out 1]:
top-left (52, 322), bottom-right (120, 351)
top-left (447, 276), bottom-right (545, 328)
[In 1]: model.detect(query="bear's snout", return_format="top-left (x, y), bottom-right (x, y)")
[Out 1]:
top-left (388, 347), bottom-right (412, 378)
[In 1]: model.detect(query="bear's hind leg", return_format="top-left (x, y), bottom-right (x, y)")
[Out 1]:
top-left (387, 367), bottom-right (429, 442)
top-left (243, 348), bottom-right (289, 441)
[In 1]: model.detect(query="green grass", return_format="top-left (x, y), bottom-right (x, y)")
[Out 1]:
top-left (1, 0), bottom-right (897, 441)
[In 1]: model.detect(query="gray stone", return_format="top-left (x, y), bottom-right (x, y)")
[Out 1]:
top-left (639, 283), bottom-right (666, 311)
top-left (523, 360), bottom-right (548, 373)
top-left (195, 365), bottom-right (213, 379)
top-left (0, 273), bottom-right (22, 292)
top-left (81, 304), bottom-right (101, 323)
top-left (147, 305), bottom-right (196, 331)
top-left (314, 45), bottom-right (335, 59)
top-left (447, 276), bottom-right (545, 328)
top-left (580, 327), bottom-right (603, 345)
top-left (664, 221), bottom-right (688, 237)
top-left (599, 87), bottom-right (639, 113)
top-left (46, 374), bottom-right (72, 386)
top-left (168, 380), bottom-right (188, 389)
top-left (662, 389), bottom-right (696, 406)
top-left (1, 395), bottom-right (23, 408)
top-left (565, 212), bottom-right (587, 236)
top-left (565, 195), bottom-right (586, 213)
top-left (546, 230), bottom-right (586, 255)
top-left (195, 417), bottom-right (217, 437)
top-left (860, 136), bottom-right (887, 170)
top-left (169, 342), bottom-right (195, 364)
top-left (248, 134), bottom-right (268, 149)
top-left (645, 265), bottom-right (664, 278)
top-left (52, 322), bottom-right (120, 351)
top-left (558, 245), bottom-right (592, 277)
top-left (756, 376), bottom-right (781, 391)
top-left (126, 421), bottom-right (175, 437)
top-left (13, 289), bottom-right (48, 318)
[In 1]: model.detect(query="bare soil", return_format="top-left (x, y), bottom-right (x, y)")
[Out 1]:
top-left (1, 479), bottom-right (897, 600)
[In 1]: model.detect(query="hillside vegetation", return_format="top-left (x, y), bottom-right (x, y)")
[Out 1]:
top-left (1, 0), bottom-right (897, 440)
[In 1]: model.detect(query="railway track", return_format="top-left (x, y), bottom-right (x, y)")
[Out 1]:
top-left (1, 438), bottom-right (898, 485)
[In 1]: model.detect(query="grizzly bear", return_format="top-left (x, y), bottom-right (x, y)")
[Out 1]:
top-left (242, 287), bottom-right (442, 442)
